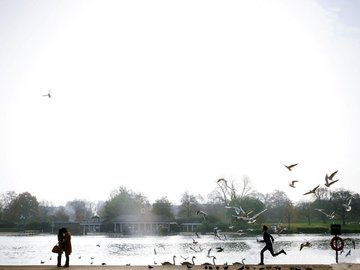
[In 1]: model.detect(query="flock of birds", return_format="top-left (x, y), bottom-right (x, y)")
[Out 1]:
top-left (40, 230), bottom-right (357, 267)
top-left (197, 162), bottom-right (351, 225)
top-left (281, 162), bottom-right (355, 219)
top-left (39, 162), bottom-right (355, 266)
top-left (281, 163), bottom-right (341, 194)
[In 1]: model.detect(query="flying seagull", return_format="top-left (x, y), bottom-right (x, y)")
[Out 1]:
top-left (233, 208), bottom-right (267, 223)
top-left (282, 162), bottom-right (298, 171)
top-left (289, 180), bottom-right (299, 188)
top-left (303, 185), bottom-right (320, 195)
top-left (225, 205), bottom-right (246, 216)
top-left (327, 170), bottom-right (338, 181)
top-left (42, 89), bottom-right (51, 98)
top-left (315, 209), bottom-right (335, 219)
top-left (342, 196), bottom-right (353, 212)
top-left (325, 174), bottom-right (339, 187)
top-left (300, 241), bottom-right (311, 251)
top-left (196, 210), bottom-right (208, 220)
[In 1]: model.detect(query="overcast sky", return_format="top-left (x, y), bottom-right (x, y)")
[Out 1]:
top-left (1, 0), bottom-right (360, 206)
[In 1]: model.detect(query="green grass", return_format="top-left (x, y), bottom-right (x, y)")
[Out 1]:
top-left (282, 222), bottom-right (360, 234)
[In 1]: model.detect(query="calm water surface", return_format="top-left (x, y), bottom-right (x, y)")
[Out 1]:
top-left (0, 233), bottom-right (359, 265)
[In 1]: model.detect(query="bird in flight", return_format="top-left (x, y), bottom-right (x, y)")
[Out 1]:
top-left (217, 178), bottom-right (230, 189)
top-left (300, 240), bottom-right (311, 251)
top-left (289, 180), bottom-right (299, 188)
top-left (325, 173), bottom-right (339, 187)
top-left (196, 210), bottom-right (208, 220)
top-left (303, 185), bottom-right (320, 195)
top-left (225, 205), bottom-right (246, 216)
top-left (342, 196), bottom-right (353, 212)
top-left (327, 170), bottom-right (338, 181)
top-left (42, 89), bottom-right (51, 98)
top-left (282, 162), bottom-right (298, 171)
top-left (315, 209), bottom-right (335, 219)
top-left (233, 208), bottom-right (267, 223)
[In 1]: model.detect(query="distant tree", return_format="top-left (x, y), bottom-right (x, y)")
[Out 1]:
top-left (102, 186), bottom-right (149, 220)
top-left (210, 176), bottom-right (254, 206)
top-left (151, 197), bottom-right (174, 219)
top-left (296, 201), bottom-right (313, 225)
top-left (66, 200), bottom-right (95, 222)
top-left (329, 189), bottom-right (353, 225)
top-left (264, 190), bottom-right (293, 225)
top-left (4, 192), bottom-right (39, 225)
top-left (229, 196), bottom-right (266, 223)
top-left (314, 187), bottom-right (331, 201)
top-left (38, 201), bottom-right (53, 222)
top-left (53, 206), bottom-right (70, 222)
top-left (0, 191), bottom-right (17, 221)
top-left (178, 191), bottom-right (200, 219)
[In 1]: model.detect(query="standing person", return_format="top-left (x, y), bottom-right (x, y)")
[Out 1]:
top-left (57, 228), bottom-right (65, 267)
top-left (258, 225), bottom-right (286, 265)
top-left (62, 227), bottom-right (72, 267)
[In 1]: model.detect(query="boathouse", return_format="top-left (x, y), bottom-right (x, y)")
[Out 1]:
top-left (110, 214), bottom-right (177, 234)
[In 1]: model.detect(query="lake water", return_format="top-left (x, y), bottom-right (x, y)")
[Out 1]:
top-left (0, 233), bottom-right (359, 266)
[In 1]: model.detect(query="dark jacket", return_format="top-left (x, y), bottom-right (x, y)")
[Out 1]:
top-left (63, 231), bottom-right (72, 255)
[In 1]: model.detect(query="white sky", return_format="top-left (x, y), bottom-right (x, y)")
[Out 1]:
top-left (1, 0), bottom-right (360, 206)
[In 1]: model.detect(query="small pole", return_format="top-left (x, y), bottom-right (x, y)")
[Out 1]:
top-left (335, 234), bottom-right (339, 263)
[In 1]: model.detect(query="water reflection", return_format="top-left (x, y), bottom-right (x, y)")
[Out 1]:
top-left (0, 234), bottom-right (359, 265)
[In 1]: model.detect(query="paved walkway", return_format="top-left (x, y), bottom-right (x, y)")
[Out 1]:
top-left (0, 264), bottom-right (358, 270)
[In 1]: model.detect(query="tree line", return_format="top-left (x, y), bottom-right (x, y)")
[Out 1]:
top-left (0, 177), bottom-right (359, 233)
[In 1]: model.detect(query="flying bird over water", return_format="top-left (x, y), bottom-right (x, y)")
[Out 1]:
top-left (345, 250), bottom-right (351, 257)
top-left (216, 247), bottom-right (224, 252)
top-left (233, 208), bottom-right (267, 223)
top-left (300, 241), bottom-right (311, 251)
top-left (303, 185), bottom-right (320, 195)
top-left (289, 180), bottom-right (299, 188)
top-left (282, 162), bottom-right (298, 171)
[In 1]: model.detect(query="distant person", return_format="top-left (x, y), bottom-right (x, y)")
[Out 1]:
top-left (57, 228), bottom-right (65, 267)
top-left (258, 225), bottom-right (286, 265)
top-left (62, 227), bottom-right (72, 267)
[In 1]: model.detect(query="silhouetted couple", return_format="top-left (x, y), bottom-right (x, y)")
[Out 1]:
top-left (57, 227), bottom-right (72, 267)
top-left (258, 225), bottom-right (286, 265)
